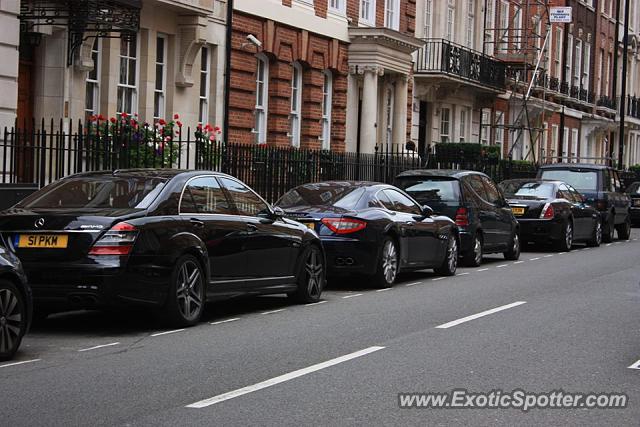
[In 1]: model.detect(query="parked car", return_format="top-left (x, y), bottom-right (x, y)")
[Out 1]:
top-left (276, 181), bottom-right (459, 288)
top-left (0, 236), bottom-right (31, 361)
top-left (0, 169), bottom-right (325, 327)
top-left (395, 170), bottom-right (520, 267)
top-left (626, 181), bottom-right (640, 225)
top-left (499, 179), bottom-right (602, 250)
top-left (537, 163), bottom-right (631, 242)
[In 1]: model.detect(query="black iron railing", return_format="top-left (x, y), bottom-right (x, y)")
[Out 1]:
top-left (597, 95), bottom-right (617, 110)
top-left (414, 39), bottom-right (507, 90)
top-left (626, 95), bottom-right (640, 119)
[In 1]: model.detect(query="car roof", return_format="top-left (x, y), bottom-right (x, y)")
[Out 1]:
top-left (65, 169), bottom-right (233, 180)
top-left (501, 178), bottom-right (563, 185)
top-left (539, 163), bottom-right (610, 170)
top-left (396, 169), bottom-right (487, 179)
top-left (292, 180), bottom-right (385, 189)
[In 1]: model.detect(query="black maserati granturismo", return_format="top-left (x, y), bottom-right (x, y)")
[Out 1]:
top-left (0, 169), bottom-right (325, 326)
top-left (276, 181), bottom-right (459, 288)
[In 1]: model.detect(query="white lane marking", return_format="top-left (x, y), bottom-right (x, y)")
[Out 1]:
top-left (529, 257), bottom-right (541, 261)
top-left (633, 238), bottom-right (638, 241)
top-left (514, 261), bottom-right (525, 264)
top-left (261, 309), bottom-right (286, 315)
top-left (477, 268), bottom-right (489, 272)
top-left (435, 301), bottom-right (527, 329)
top-left (151, 329), bottom-right (185, 337)
top-left (210, 318), bottom-right (241, 325)
top-left (628, 359), bottom-right (640, 369)
top-left (375, 288), bottom-right (392, 293)
top-left (78, 342), bottom-right (120, 352)
top-left (342, 293), bottom-right (363, 299)
top-left (558, 252), bottom-right (566, 255)
top-left (496, 264), bottom-right (508, 268)
top-left (305, 301), bottom-right (328, 306)
top-left (0, 359), bottom-right (41, 369)
top-left (432, 277), bottom-right (446, 281)
top-left (606, 243), bottom-right (612, 247)
top-left (457, 272), bottom-right (470, 276)
top-left (544, 254), bottom-right (554, 258)
top-left (405, 282), bottom-right (422, 287)
top-left (186, 346), bottom-right (385, 408)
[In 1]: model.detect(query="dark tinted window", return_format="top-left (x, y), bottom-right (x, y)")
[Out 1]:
top-left (501, 181), bottom-right (555, 199)
top-left (181, 176), bottom-right (230, 214)
top-left (381, 189), bottom-right (421, 215)
top-left (17, 176), bottom-right (166, 209)
top-left (566, 184), bottom-right (584, 203)
top-left (480, 176), bottom-right (502, 204)
top-left (540, 169), bottom-right (598, 191)
top-left (277, 184), bottom-right (366, 210)
top-left (396, 177), bottom-right (460, 204)
top-left (218, 177), bottom-right (270, 217)
top-left (557, 183), bottom-right (575, 202)
top-left (627, 182), bottom-right (640, 194)
top-left (466, 175), bottom-right (489, 201)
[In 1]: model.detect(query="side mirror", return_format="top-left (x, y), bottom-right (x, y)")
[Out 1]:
top-left (421, 205), bottom-right (434, 217)
top-left (272, 206), bottom-right (285, 218)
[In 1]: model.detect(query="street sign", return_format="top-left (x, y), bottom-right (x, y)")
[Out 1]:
top-left (550, 6), bottom-right (572, 23)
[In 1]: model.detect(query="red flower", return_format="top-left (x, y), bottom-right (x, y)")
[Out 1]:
top-left (214, 126), bottom-right (222, 134)
top-left (173, 113), bottom-right (180, 120)
top-left (121, 112), bottom-right (129, 119)
top-left (204, 124), bottom-right (212, 132)
top-left (110, 117), bottom-right (117, 124)
top-left (197, 124), bottom-right (203, 131)
top-left (88, 115), bottom-right (97, 122)
top-left (97, 114), bottom-right (105, 121)
top-left (158, 119), bottom-right (167, 126)
top-left (176, 120), bottom-right (183, 128)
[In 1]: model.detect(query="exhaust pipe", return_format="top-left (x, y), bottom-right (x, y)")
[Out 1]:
top-left (335, 257), bottom-right (345, 266)
top-left (344, 257), bottom-right (355, 266)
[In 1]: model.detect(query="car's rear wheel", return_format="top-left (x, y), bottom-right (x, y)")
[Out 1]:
top-left (288, 245), bottom-right (325, 303)
top-left (587, 218), bottom-right (602, 247)
top-left (373, 237), bottom-right (398, 288)
top-left (503, 232), bottom-right (521, 260)
top-left (463, 234), bottom-right (483, 267)
top-left (434, 234), bottom-right (458, 276)
top-left (603, 216), bottom-right (615, 243)
top-left (556, 221), bottom-right (573, 252)
top-left (0, 280), bottom-right (27, 361)
top-left (164, 254), bottom-right (205, 327)
top-left (616, 216), bottom-right (631, 240)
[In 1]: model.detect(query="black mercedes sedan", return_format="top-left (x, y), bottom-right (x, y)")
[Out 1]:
top-left (0, 235), bottom-right (31, 361)
top-left (626, 182), bottom-right (640, 225)
top-left (0, 170), bottom-right (325, 327)
top-left (499, 179), bottom-right (602, 250)
top-left (276, 181), bottom-right (459, 288)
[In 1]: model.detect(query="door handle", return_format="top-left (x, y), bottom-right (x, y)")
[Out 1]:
top-left (190, 218), bottom-right (205, 228)
top-left (405, 221), bottom-right (415, 226)
top-left (246, 223), bottom-right (258, 232)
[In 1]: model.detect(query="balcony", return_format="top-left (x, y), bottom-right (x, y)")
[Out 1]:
top-left (596, 96), bottom-right (617, 110)
top-left (626, 96), bottom-right (640, 119)
top-left (414, 39), bottom-right (506, 91)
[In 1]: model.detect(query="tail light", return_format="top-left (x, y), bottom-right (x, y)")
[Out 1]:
top-left (455, 207), bottom-right (469, 227)
top-left (595, 199), bottom-right (607, 211)
top-left (321, 218), bottom-right (366, 234)
top-left (540, 203), bottom-right (555, 219)
top-left (88, 222), bottom-right (138, 255)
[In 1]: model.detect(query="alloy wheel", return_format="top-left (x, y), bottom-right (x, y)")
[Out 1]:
top-left (0, 288), bottom-right (22, 355)
top-left (304, 248), bottom-right (323, 299)
top-left (512, 233), bottom-right (520, 255)
top-left (565, 223), bottom-right (573, 249)
top-left (447, 238), bottom-right (458, 272)
top-left (595, 220), bottom-right (602, 245)
top-left (473, 237), bottom-right (482, 265)
top-left (382, 240), bottom-right (398, 284)
top-left (176, 260), bottom-right (203, 320)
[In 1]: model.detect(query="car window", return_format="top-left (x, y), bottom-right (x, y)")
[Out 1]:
top-left (395, 177), bottom-right (460, 204)
top-left (627, 182), bottom-right (640, 194)
top-left (381, 189), bottom-right (422, 215)
top-left (480, 176), bottom-right (503, 205)
top-left (218, 177), bottom-right (271, 217)
top-left (566, 184), bottom-right (584, 202)
top-left (277, 184), bottom-right (366, 210)
top-left (612, 170), bottom-right (623, 192)
top-left (557, 183), bottom-right (574, 202)
top-left (466, 175), bottom-right (489, 201)
top-left (539, 169), bottom-right (598, 191)
top-left (181, 176), bottom-right (231, 214)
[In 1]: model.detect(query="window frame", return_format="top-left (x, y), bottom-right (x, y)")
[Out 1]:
top-left (384, 0), bottom-right (400, 31)
top-left (217, 176), bottom-right (273, 218)
top-left (85, 38), bottom-right (101, 120)
top-left (199, 46), bottom-right (211, 125)
top-left (360, 0), bottom-right (376, 25)
top-left (254, 54), bottom-right (269, 145)
top-left (153, 34), bottom-right (168, 121)
top-left (290, 62), bottom-right (303, 148)
top-left (178, 175), bottom-right (233, 215)
top-left (380, 189), bottom-right (422, 215)
top-left (466, 0), bottom-right (474, 47)
top-left (440, 107), bottom-right (451, 143)
top-left (117, 37), bottom-right (139, 115)
top-left (320, 70), bottom-right (333, 150)
top-left (566, 34), bottom-right (573, 85)
top-left (328, 0), bottom-right (346, 15)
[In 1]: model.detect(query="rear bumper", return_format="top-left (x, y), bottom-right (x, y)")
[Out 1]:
top-left (320, 236), bottom-right (378, 277)
top-left (458, 230), bottom-right (474, 254)
top-left (516, 218), bottom-right (564, 242)
top-left (23, 256), bottom-right (172, 311)
top-left (630, 206), bottom-right (640, 223)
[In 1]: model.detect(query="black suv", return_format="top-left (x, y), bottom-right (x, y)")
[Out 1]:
top-left (396, 170), bottom-right (520, 266)
top-left (537, 164), bottom-right (631, 242)
top-left (625, 182), bottom-right (640, 225)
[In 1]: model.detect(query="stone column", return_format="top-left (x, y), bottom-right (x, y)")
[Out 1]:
top-left (345, 68), bottom-right (360, 152)
top-left (0, 0), bottom-right (19, 130)
top-left (360, 66), bottom-right (382, 154)
top-left (392, 74), bottom-right (408, 151)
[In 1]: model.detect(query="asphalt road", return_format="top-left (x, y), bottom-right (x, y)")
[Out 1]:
top-left (2, 230), bottom-right (640, 426)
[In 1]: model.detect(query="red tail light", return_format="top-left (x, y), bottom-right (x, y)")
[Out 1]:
top-left (540, 203), bottom-right (555, 219)
top-left (321, 218), bottom-right (367, 234)
top-left (595, 200), bottom-right (607, 211)
top-left (88, 222), bottom-right (138, 255)
top-left (455, 207), bottom-right (469, 227)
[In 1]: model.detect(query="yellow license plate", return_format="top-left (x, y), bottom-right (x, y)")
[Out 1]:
top-left (18, 234), bottom-right (68, 249)
top-left (511, 207), bottom-right (525, 215)
top-left (302, 223), bottom-right (315, 230)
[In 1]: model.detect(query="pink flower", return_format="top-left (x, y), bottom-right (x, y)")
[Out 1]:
top-left (209, 135), bottom-right (216, 141)
top-left (164, 136), bottom-right (172, 142)
top-left (214, 126), bottom-right (222, 134)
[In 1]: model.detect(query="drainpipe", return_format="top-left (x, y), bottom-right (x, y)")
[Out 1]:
top-left (222, 0), bottom-right (233, 143)
top-left (618, 0), bottom-right (631, 168)
top-left (611, 0), bottom-right (621, 162)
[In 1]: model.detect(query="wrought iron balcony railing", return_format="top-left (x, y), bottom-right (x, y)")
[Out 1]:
top-left (414, 39), bottom-right (506, 90)
top-left (596, 96), bottom-right (617, 110)
top-left (626, 95), bottom-right (640, 119)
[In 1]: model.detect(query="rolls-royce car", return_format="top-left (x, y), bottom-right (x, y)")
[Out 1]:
top-left (276, 181), bottom-right (459, 288)
top-left (0, 170), bottom-right (325, 327)
top-left (499, 179), bottom-right (602, 250)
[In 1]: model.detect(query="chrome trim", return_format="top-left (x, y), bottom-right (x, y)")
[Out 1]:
top-left (0, 230), bottom-right (101, 233)
top-left (210, 276), bottom-right (295, 284)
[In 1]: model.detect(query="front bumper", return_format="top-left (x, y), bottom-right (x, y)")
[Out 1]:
top-left (320, 236), bottom-right (378, 277)
top-left (24, 256), bottom-right (172, 310)
top-left (516, 218), bottom-right (564, 242)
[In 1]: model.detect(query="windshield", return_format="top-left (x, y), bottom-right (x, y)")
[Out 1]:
top-left (539, 169), bottom-right (598, 191)
top-left (500, 181), bottom-right (555, 199)
top-left (17, 176), bottom-right (167, 209)
top-left (396, 178), bottom-right (460, 204)
top-left (627, 182), bottom-right (640, 195)
top-left (277, 184), bottom-right (366, 210)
